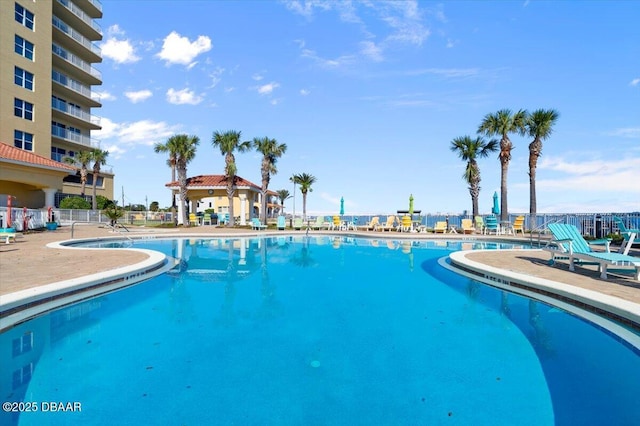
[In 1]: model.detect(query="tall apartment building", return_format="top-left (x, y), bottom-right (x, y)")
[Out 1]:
top-left (0, 0), bottom-right (113, 209)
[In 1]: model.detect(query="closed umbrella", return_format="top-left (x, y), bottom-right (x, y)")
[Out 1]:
top-left (409, 194), bottom-right (414, 216)
top-left (492, 192), bottom-right (500, 215)
top-left (340, 197), bottom-right (344, 215)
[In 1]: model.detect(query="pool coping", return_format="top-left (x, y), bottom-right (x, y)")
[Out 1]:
top-left (447, 250), bottom-right (640, 347)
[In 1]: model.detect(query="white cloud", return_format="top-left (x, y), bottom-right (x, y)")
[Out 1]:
top-left (101, 25), bottom-right (140, 64)
top-left (631, 78), bottom-right (640, 87)
top-left (94, 118), bottom-right (181, 149)
top-left (609, 128), bottom-right (640, 138)
top-left (300, 89), bottom-right (310, 96)
top-left (166, 88), bottom-right (204, 105)
top-left (94, 90), bottom-right (116, 101)
top-left (124, 90), bottom-right (153, 103)
top-left (157, 31), bottom-right (212, 66)
top-left (252, 73), bottom-right (264, 81)
top-left (360, 41), bottom-right (384, 62)
top-left (208, 67), bottom-right (225, 88)
top-left (257, 82), bottom-right (280, 95)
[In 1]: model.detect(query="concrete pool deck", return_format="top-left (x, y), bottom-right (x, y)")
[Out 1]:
top-left (1, 224), bottom-right (639, 327)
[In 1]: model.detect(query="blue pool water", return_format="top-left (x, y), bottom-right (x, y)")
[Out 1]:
top-left (2, 236), bottom-right (639, 425)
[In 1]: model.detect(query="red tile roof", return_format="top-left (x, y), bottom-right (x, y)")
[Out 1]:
top-left (0, 142), bottom-right (76, 172)
top-left (166, 174), bottom-right (261, 190)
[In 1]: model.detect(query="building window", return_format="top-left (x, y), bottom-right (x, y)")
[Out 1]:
top-left (14, 35), bottom-right (34, 60)
top-left (51, 146), bottom-right (67, 162)
top-left (15, 3), bottom-right (35, 30)
top-left (14, 67), bottom-right (34, 90)
top-left (14, 98), bottom-right (33, 120)
top-left (14, 130), bottom-right (33, 151)
top-left (52, 95), bottom-right (67, 111)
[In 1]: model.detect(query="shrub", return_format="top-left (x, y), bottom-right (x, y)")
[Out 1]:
top-left (60, 196), bottom-right (91, 209)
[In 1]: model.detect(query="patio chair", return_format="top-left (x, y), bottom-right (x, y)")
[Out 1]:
top-left (433, 221), bottom-right (447, 233)
top-left (189, 213), bottom-right (199, 226)
top-left (377, 215), bottom-right (397, 232)
top-left (251, 218), bottom-right (267, 230)
top-left (293, 217), bottom-right (304, 230)
top-left (311, 216), bottom-right (328, 230)
top-left (544, 223), bottom-right (639, 280)
top-left (277, 215), bottom-right (286, 230)
top-left (613, 216), bottom-right (638, 255)
top-left (484, 215), bottom-right (499, 235)
top-left (474, 216), bottom-right (484, 234)
top-left (512, 215), bottom-right (525, 235)
top-left (358, 216), bottom-right (380, 231)
top-left (1, 228), bottom-right (17, 244)
top-left (399, 215), bottom-right (412, 232)
top-left (202, 213), bottom-right (212, 225)
top-left (460, 219), bottom-right (475, 234)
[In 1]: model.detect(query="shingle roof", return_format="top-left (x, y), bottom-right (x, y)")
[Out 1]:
top-left (0, 142), bottom-right (76, 172)
top-left (166, 174), bottom-right (261, 190)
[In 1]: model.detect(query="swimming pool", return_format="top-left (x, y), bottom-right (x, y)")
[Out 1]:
top-left (2, 236), bottom-right (639, 425)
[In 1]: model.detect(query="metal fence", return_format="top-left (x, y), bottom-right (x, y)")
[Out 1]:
top-left (0, 207), bottom-right (638, 237)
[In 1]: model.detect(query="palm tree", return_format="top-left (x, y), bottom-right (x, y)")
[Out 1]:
top-left (450, 136), bottom-right (498, 218)
top-left (154, 136), bottom-right (182, 212)
top-left (90, 148), bottom-right (109, 210)
top-left (477, 109), bottom-right (528, 221)
top-left (171, 134), bottom-right (200, 227)
top-left (276, 189), bottom-right (291, 215)
top-left (63, 150), bottom-right (93, 197)
top-left (212, 130), bottom-right (251, 227)
top-left (253, 137), bottom-right (287, 222)
top-left (525, 109), bottom-right (559, 230)
top-left (291, 173), bottom-right (316, 221)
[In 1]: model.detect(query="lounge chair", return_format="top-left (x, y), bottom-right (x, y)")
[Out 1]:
top-left (189, 213), bottom-right (199, 226)
top-left (1, 228), bottom-right (16, 244)
top-left (545, 223), bottom-right (640, 280)
top-left (613, 216), bottom-right (638, 255)
top-left (484, 215), bottom-right (499, 235)
top-left (358, 216), bottom-right (380, 231)
top-left (293, 217), bottom-right (304, 230)
top-left (474, 216), bottom-right (484, 234)
top-left (460, 219), bottom-right (475, 234)
top-left (512, 215), bottom-right (525, 235)
top-left (433, 221), bottom-right (447, 233)
top-left (218, 213), bottom-right (229, 225)
top-left (202, 213), bottom-right (212, 225)
top-left (347, 217), bottom-right (359, 231)
top-left (398, 215), bottom-right (412, 232)
top-left (311, 216), bottom-right (327, 230)
top-left (277, 215), bottom-right (286, 230)
top-left (251, 218), bottom-right (267, 230)
top-left (377, 215), bottom-right (397, 232)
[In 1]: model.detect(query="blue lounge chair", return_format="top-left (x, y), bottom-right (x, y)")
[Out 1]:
top-left (277, 215), bottom-right (286, 230)
top-left (545, 223), bottom-right (640, 280)
top-left (613, 216), bottom-right (638, 256)
top-left (251, 218), bottom-right (267, 230)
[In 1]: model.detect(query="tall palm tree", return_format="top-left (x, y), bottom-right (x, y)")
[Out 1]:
top-left (212, 130), bottom-right (251, 227)
top-left (63, 150), bottom-right (93, 197)
top-left (154, 136), bottom-right (182, 211)
top-left (90, 148), bottom-right (109, 210)
top-left (291, 173), bottom-right (316, 221)
top-left (171, 134), bottom-right (200, 227)
top-left (276, 189), bottom-right (291, 215)
top-left (477, 109), bottom-right (528, 221)
top-left (253, 137), bottom-right (287, 222)
top-left (450, 136), bottom-right (498, 218)
top-left (525, 108), bottom-right (559, 230)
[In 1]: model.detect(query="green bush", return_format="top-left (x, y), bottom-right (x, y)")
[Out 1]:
top-left (60, 196), bottom-right (91, 209)
top-left (97, 195), bottom-right (115, 210)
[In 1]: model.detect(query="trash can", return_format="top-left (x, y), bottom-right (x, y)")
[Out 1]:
top-left (595, 215), bottom-right (603, 238)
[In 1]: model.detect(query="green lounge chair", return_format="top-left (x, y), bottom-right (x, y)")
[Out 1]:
top-left (293, 217), bottom-right (304, 230)
top-left (613, 216), bottom-right (638, 256)
top-left (311, 216), bottom-right (327, 230)
top-left (545, 223), bottom-right (639, 280)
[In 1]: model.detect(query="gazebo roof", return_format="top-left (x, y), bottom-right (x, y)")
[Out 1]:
top-left (165, 174), bottom-right (261, 190)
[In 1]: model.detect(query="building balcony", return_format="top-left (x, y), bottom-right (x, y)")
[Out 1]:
top-left (52, 69), bottom-right (102, 107)
top-left (51, 126), bottom-right (100, 149)
top-left (76, 0), bottom-right (102, 18)
top-left (53, 15), bottom-right (101, 63)
top-left (51, 101), bottom-right (101, 130)
top-left (54, 0), bottom-right (102, 39)
top-left (52, 44), bottom-right (101, 85)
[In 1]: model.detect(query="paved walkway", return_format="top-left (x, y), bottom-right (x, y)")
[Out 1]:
top-left (1, 224), bottom-right (639, 305)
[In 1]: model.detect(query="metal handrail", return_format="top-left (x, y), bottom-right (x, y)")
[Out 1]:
top-left (529, 218), bottom-right (564, 247)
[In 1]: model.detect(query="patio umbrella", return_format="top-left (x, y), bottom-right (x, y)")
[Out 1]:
top-left (409, 194), bottom-right (414, 215)
top-left (492, 191), bottom-right (500, 215)
top-left (340, 197), bottom-right (344, 215)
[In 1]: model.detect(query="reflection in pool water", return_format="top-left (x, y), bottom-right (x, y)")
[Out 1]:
top-left (1, 236), bottom-right (638, 425)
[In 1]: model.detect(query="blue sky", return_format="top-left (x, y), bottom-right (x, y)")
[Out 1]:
top-left (94, 0), bottom-right (639, 215)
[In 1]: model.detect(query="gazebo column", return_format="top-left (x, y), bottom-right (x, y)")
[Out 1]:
top-left (239, 194), bottom-right (247, 225)
top-left (177, 198), bottom-right (185, 225)
top-left (42, 188), bottom-right (57, 208)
